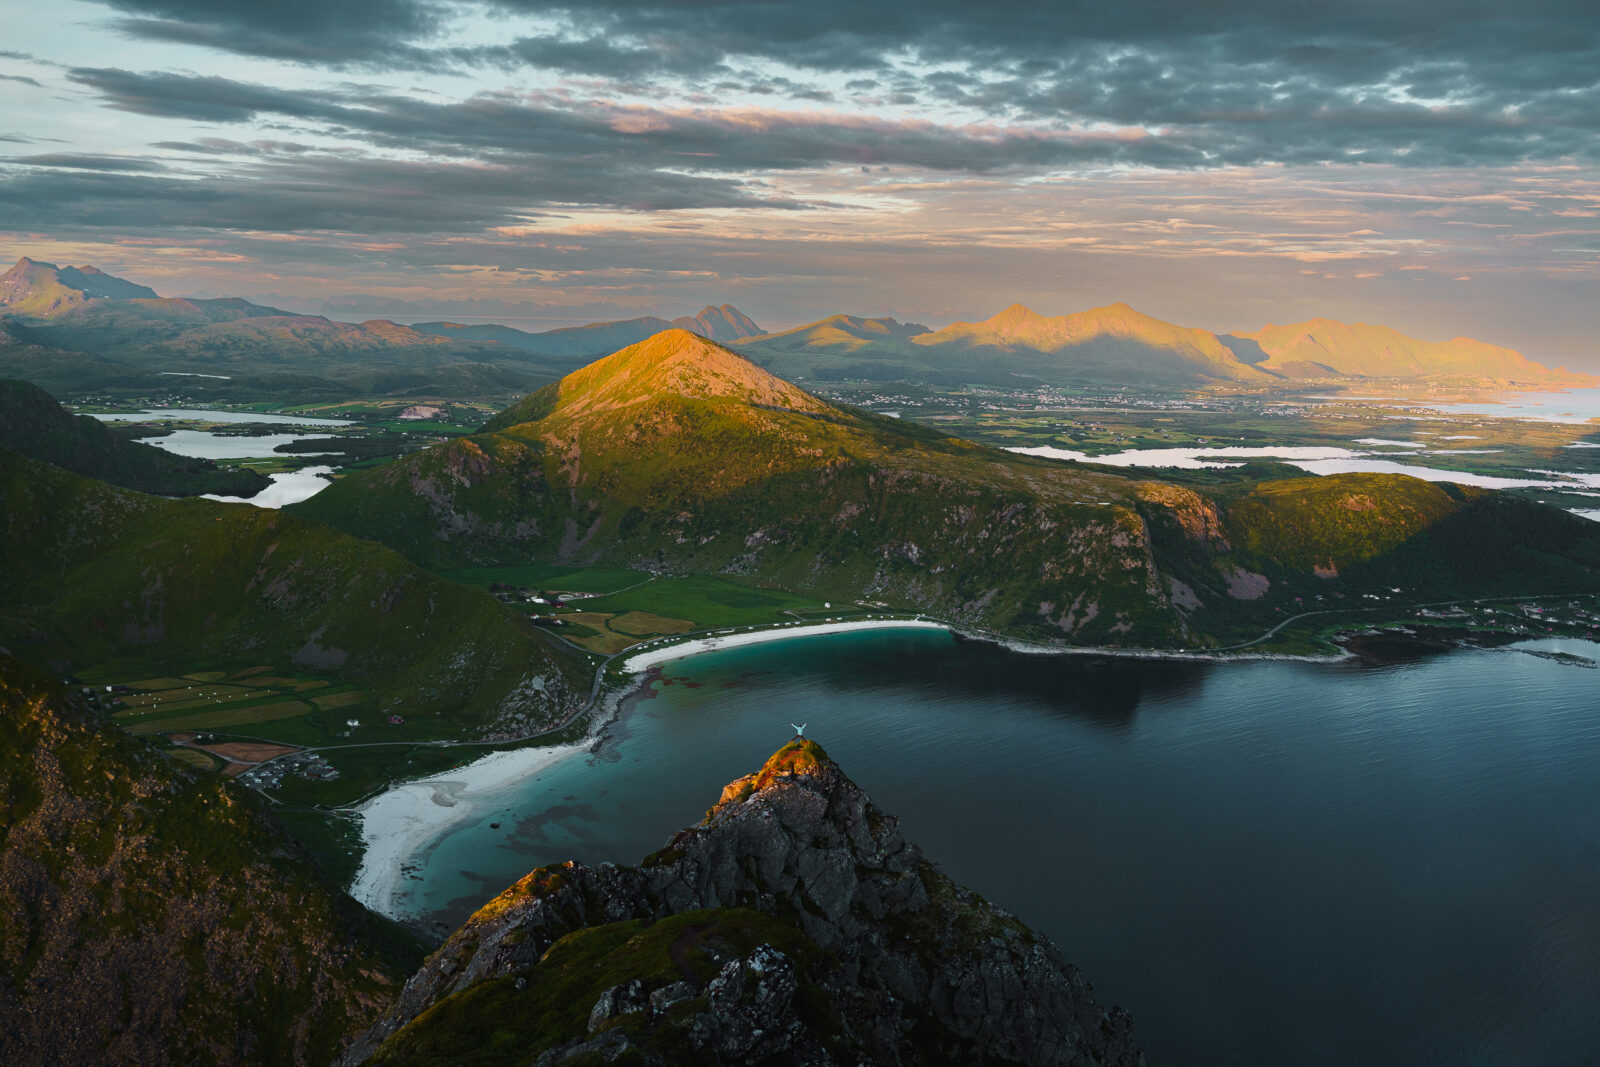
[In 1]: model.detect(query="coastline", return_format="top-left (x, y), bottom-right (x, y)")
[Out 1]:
top-left (347, 608), bottom-right (1585, 920)
top-left (614, 616), bottom-right (1352, 672)
top-left (347, 741), bottom-right (587, 918)
top-left (614, 618), bottom-right (950, 673)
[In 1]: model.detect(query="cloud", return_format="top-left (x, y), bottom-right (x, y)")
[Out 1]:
top-left (67, 67), bottom-right (335, 123)
top-left (9, 153), bottom-right (168, 171)
top-left (96, 0), bottom-right (444, 68)
top-left (68, 1), bottom-right (1600, 171)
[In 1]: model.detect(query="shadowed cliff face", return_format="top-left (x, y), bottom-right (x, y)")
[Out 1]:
top-left (0, 655), bottom-right (416, 1067)
top-left (348, 739), bottom-right (1143, 1067)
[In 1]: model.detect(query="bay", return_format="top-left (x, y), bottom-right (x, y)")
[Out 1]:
top-left (393, 628), bottom-right (1600, 1066)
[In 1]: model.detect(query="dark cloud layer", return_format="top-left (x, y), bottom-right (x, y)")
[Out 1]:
top-left (74, 0), bottom-right (1600, 172)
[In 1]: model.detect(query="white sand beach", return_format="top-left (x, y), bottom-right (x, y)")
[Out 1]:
top-left (615, 618), bottom-right (950, 674)
top-left (348, 742), bottom-right (586, 917)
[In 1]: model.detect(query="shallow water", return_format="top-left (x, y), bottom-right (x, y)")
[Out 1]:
top-left (393, 628), bottom-right (1600, 1066)
top-left (134, 428), bottom-right (337, 460)
top-left (203, 465), bottom-right (334, 508)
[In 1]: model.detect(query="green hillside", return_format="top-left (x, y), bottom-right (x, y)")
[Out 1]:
top-left (0, 378), bottom-right (268, 497)
top-left (0, 655), bottom-right (419, 1066)
top-left (0, 449), bottom-right (589, 738)
top-left (296, 330), bottom-right (1600, 649)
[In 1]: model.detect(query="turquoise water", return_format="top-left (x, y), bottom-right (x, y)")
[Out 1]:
top-left (400, 629), bottom-right (1600, 1066)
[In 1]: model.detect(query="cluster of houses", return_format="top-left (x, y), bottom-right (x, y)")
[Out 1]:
top-left (1412, 600), bottom-right (1600, 638)
top-left (486, 584), bottom-right (595, 626)
top-left (239, 751), bottom-right (340, 790)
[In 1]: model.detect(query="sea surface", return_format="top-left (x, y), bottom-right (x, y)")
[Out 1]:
top-left (1306, 388), bottom-right (1600, 424)
top-left (395, 628), bottom-right (1600, 1066)
top-left (1421, 388), bottom-right (1600, 424)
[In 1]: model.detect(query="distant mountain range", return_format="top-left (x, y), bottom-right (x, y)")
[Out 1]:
top-left (410, 303), bottom-right (763, 354)
top-left (734, 302), bottom-right (1595, 389)
top-left (0, 256), bottom-right (1591, 398)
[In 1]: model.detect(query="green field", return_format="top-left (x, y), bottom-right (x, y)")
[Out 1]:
top-left (126, 699), bottom-right (313, 734)
top-left (576, 574), bottom-right (824, 629)
top-left (436, 568), bottom-right (836, 654)
top-left (438, 564), bottom-right (651, 595)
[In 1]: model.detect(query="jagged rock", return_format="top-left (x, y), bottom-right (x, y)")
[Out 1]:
top-left (691, 945), bottom-right (811, 1062)
top-left (589, 978), bottom-right (650, 1032)
top-left (346, 740), bottom-right (1143, 1067)
top-left (650, 981), bottom-right (696, 1013)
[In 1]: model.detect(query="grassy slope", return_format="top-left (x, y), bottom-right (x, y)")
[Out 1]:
top-left (0, 378), bottom-right (269, 496)
top-left (1139, 473), bottom-right (1600, 638)
top-left (370, 908), bottom-right (837, 1067)
top-left (0, 655), bottom-right (422, 1066)
top-left (298, 333), bottom-right (1182, 645)
top-left (0, 448), bottom-right (590, 737)
top-left (295, 330), bottom-right (1600, 648)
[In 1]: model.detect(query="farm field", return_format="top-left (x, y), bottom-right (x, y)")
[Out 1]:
top-left (437, 564), bottom-right (650, 595)
top-left (87, 663), bottom-right (386, 745)
top-left (438, 565), bottom-right (839, 654)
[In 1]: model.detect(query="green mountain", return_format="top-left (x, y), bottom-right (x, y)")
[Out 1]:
top-left (294, 330), bottom-right (1600, 648)
top-left (0, 654), bottom-right (417, 1066)
top-left (1227, 318), bottom-right (1595, 383)
top-left (0, 378), bottom-right (268, 497)
top-left (0, 449), bottom-right (589, 736)
top-left (343, 739), bottom-right (1142, 1066)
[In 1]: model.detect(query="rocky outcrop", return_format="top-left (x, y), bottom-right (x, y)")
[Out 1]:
top-left (348, 740), bottom-right (1142, 1066)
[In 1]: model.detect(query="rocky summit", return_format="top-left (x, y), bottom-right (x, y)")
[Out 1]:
top-left (346, 739), bottom-right (1142, 1066)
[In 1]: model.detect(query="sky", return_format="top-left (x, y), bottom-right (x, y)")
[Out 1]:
top-left (2, 0), bottom-right (1599, 367)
